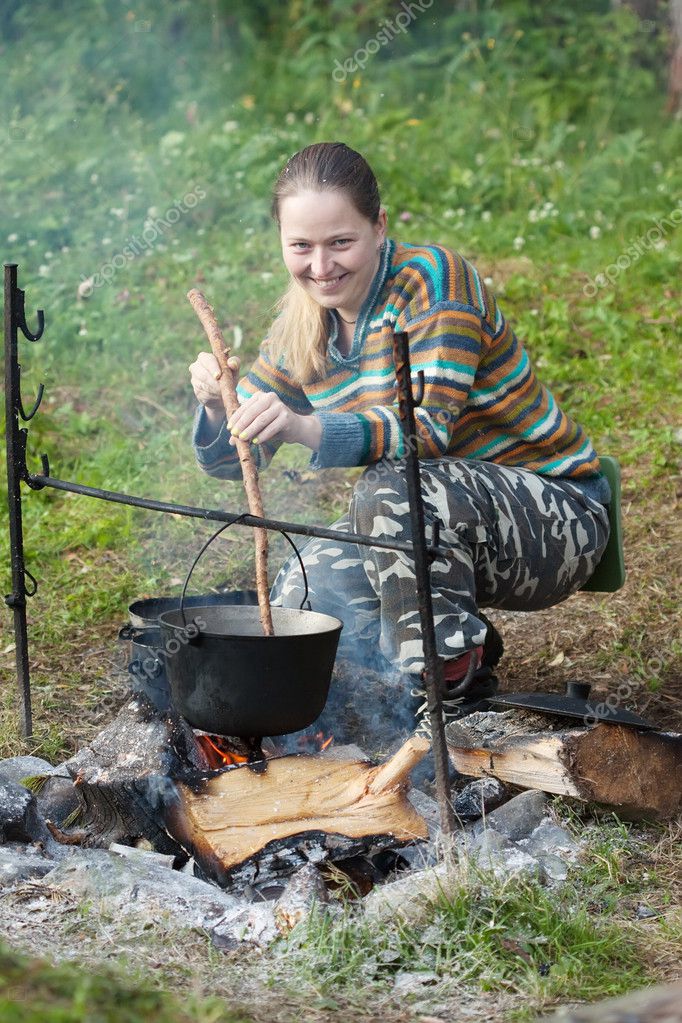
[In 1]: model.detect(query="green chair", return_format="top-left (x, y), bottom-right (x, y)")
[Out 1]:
top-left (580, 455), bottom-right (626, 593)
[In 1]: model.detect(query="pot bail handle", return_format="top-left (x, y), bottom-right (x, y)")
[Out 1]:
top-left (179, 519), bottom-right (310, 626)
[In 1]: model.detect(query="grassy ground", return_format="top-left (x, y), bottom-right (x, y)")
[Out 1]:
top-left (1, 1), bottom-right (681, 1019)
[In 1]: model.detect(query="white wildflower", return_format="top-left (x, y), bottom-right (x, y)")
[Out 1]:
top-left (101, 237), bottom-right (112, 246)
top-left (90, 172), bottom-right (99, 184)
top-left (528, 209), bottom-right (539, 223)
top-left (38, 264), bottom-right (49, 276)
top-left (28, 239), bottom-right (36, 247)
top-left (513, 236), bottom-right (525, 251)
top-left (222, 120), bottom-right (238, 132)
top-left (443, 209), bottom-right (455, 219)
top-left (589, 225), bottom-right (601, 240)
top-left (481, 210), bottom-right (492, 222)
top-left (261, 272), bottom-right (273, 280)
top-left (78, 278), bottom-right (94, 299)
top-left (652, 161), bottom-right (662, 175)
top-left (78, 325), bottom-right (88, 336)
top-left (483, 276), bottom-right (493, 286)
top-left (285, 112), bottom-right (296, 125)
top-left (304, 112), bottom-right (315, 125)
top-left (475, 153), bottom-right (485, 166)
top-left (7, 233), bottom-right (18, 243)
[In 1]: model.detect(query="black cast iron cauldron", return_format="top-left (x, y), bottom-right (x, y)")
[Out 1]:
top-left (158, 604), bottom-right (343, 736)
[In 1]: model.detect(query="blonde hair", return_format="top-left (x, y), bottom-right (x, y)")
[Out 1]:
top-left (267, 142), bottom-right (381, 385)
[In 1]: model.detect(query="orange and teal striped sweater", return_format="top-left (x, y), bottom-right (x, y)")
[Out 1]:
top-left (194, 238), bottom-right (603, 485)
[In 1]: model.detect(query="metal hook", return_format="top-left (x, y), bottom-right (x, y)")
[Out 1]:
top-left (16, 365), bottom-right (45, 421)
top-left (23, 569), bottom-right (38, 598)
top-left (16, 289), bottom-right (45, 342)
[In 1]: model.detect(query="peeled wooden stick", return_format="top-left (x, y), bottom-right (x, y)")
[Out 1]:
top-left (187, 288), bottom-right (274, 637)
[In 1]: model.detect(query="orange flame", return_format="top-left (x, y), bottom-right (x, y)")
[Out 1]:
top-left (197, 734), bottom-right (249, 769)
top-left (320, 735), bottom-right (334, 751)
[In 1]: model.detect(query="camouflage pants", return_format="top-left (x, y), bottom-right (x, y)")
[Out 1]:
top-left (271, 458), bottom-right (610, 676)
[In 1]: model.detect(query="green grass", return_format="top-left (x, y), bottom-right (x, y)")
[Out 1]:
top-left (265, 812), bottom-right (681, 1019)
top-left (0, 941), bottom-right (254, 1023)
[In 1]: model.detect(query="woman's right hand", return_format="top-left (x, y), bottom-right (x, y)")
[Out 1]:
top-left (189, 351), bottom-right (241, 418)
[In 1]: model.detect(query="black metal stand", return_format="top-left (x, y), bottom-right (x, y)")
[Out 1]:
top-left (4, 263), bottom-right (46, 737)
top-left (393, 332), bottom-right (455, 835)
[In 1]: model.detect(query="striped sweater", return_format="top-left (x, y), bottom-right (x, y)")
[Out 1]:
top-left (194, 238), bottom-right (603, 484)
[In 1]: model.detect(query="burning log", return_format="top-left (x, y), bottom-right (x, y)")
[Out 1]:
top-left (164, 736), bottom-right (431, 888)
top-left (43, 697), bottom-right (431, 890)
top-left (445, 712), bottom-right (682, 820)
top-left (187, 287), bottom-right (273, 636)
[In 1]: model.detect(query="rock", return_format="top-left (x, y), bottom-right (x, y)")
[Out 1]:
top-left (517, 820), bottom-right (582, 861)
top-left (43, 850), bottom-right (241, 930)
top-left (0, 755), bottom-right (57, 787)
top-left (363, 862), bottom-right (452, 926)
top-left (471, 790), bottom-right (548, 843)
top-left (536, 853), bottom-right (570, 883)
top-left (393, 971), bottom-right (440, 994)
top-left (109, 843), bottom-right (177, 869)
top-left (0, 779), bottom-right (47, 844)
top-left (0, 844), bottom-right (59, 886)
top-left (464, 829), bottom-right (540, 880)
top-left (401, 788), bottom-right (441, 868)
top-left (274, 864), bottom-right (329, 934)
top-left (454, 778), bottom-right (508, 820)
top-left (209, 901), bottom-right (278, 950)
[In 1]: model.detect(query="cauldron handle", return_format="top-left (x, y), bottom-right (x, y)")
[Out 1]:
top-left (179, 518), bottom-right (310, 627)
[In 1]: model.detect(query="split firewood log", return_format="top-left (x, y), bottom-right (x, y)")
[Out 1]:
top-left (164, 735), bottom-right (431, 887)
top-left (446, 711), bottom-right (682, 820)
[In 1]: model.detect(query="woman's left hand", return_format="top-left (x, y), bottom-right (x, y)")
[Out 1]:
top-left (227, 391), bottom-right (322, 452)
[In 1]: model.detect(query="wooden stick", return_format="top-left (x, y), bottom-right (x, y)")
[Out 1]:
top-left (187, 288), bottom-right (274, 636)
top-left (366, 735), bottom-right (431, 795)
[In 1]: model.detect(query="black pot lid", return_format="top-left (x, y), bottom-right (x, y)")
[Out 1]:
top-left (490, 681), bottom-right (656, 730)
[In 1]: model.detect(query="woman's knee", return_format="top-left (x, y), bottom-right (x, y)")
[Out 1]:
top-left (349, 460), bottom-right (409, 530)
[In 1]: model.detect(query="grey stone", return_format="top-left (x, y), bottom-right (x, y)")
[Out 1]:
top-left (209, 902), bottom-right (278, 950)
top-left (0, 755), bottom-right (58, 787)
top-left (34, 775), bottom-right (82, 829)
top-left (464, 828), bottom-right (540, 880)
top-left (363, 862), bottom-right (452, 926)
top-left (274, 864), bottom-right (329, 933)
top-left (535, 853), bottom-right (570, 883)
top-left (0, 844), bottom-right (59, 887)
top-left (0, 779), bottom-right (47, 844)
top-left (454, 778), bottom-right (508, 820)
top-left (109, 843), bottom-right (177, 869)
top-left (43, 850), bottom-right (241, 929)
top-left (392, 971), bottom-right (440, 994)
top-left (471, 789), bottom-right (548, 842)
top-left (0, 756), bottom-right (83, 829)
top-left (400, 788), bottom-right (440, 868)
top-left (517, 820), bottom-right (582, 862)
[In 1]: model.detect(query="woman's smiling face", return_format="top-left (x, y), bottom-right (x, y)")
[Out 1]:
top-left (279, 189), bottom-right (386, 316)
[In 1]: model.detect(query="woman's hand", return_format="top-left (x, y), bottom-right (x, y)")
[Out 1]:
top-left (227, 391), bottom-right (322, 452)
top-left (189, 351), bottom-right (241, 430)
